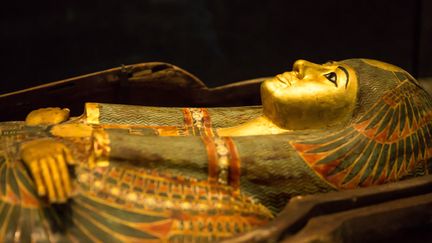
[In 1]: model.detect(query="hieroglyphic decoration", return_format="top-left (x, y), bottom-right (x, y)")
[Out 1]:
top-left (214, 138), bottom-right (230, 185)
top-left (291, 79), bottom-right (432, 189)
top-left (183, 108), bottom-right (215, 137)
top-left (182, 107), bottom-right (243, 188)
top-left (201, 136), bottom-right (241, 189)
top-left (181, 107), bottom-right (243, 190)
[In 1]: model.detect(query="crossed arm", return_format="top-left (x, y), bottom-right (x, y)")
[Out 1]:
top-left (17, 102), bottom-right (329, 208)
top-left (19, 128), bottom-right (211, 203)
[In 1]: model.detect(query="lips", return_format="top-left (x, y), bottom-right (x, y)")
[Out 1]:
top-left (276, 74), bottom-right (292, 86)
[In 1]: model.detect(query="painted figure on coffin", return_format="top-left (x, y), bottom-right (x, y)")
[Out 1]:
top-left (0, 59), bottom-right (431, 242)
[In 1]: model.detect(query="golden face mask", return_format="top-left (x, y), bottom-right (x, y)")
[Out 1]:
top-left (261, 60), bottom-right (358, 130)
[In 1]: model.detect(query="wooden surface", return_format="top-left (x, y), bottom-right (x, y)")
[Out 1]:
top-left (225, 175), bottom-right (432, 242)
top-left (0, 62), bottom-right (263, 121)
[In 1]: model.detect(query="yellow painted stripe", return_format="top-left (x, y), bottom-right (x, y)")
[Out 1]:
top-left (85, 103), bottom-right (100, 124)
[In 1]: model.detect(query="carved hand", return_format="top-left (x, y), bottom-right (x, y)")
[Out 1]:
top-left (20, 138), bottom-right (74, 203)
top-left (25, 107), bottom-right (70, 126)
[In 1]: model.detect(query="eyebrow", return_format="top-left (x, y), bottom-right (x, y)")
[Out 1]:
top-left (337, 66), bottom-right (349, 89)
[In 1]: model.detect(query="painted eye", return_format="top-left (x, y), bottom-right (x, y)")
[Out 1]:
top-left (324, 72), bottom-right (337, 87)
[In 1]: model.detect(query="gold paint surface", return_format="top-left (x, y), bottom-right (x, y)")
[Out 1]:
top-left (85, 103), bottom-right (100, 124)
top-left (50, 123), bottom-right (93, 138)
top-left (89, 128), bottom-right (111, 168)
top-left (260, 60), bottom-right (358, 130)
top-left (25, 107), bottom-right (70, 126)
top-left (20, 138), bottom-right (74, 203)
top-left (217, 116), bottom-right (288, 136)
top-left (219, 59), bottom-right (358, 136)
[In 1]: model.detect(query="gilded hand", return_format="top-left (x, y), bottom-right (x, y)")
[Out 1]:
top-left (20, 139), bottom-right (74, 203)
top-left (25, 107), bottom-right (70, 126)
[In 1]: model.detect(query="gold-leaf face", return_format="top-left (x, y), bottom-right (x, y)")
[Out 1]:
top-left (261, 60), bottom-right (358, 130)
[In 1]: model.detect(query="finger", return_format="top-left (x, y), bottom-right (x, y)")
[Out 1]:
top-left (29, 160), bottom-right (46, 196)
top-left (63, 147), bottom-right (75, 165)
top-left (40, 159), bottom-right (57, 203)
top-left (47, 157), bottom-right (66, 203)
top-left (55, 154), bottom-right (72, 199)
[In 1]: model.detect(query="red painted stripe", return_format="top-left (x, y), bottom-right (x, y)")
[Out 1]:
top-left (201, 108), bottom-right (215, 137)
top-left (201, 136), bottom-right (218, 184)
top-left (182, 108), bottom-right (193, 136)
top-left (224, 137), bottom-right (241, 190)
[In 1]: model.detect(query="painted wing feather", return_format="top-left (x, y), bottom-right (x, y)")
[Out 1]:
top-left (342, 141), bottom-right (375, 184)
top-left (326, 137), bottom-right (368, 176)
top-left (375, 109), bottom-right (394, 135)
top-left (292, 80), bottom-right (432, 188)
top-left (0, 151), bottom-right (52, 242)
top-left (387, 107), bottom-right (400, 139)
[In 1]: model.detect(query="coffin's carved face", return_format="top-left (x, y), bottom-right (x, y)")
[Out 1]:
top-left (261, 60), bottom-right (358, 130)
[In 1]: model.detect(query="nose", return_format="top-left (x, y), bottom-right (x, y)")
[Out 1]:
top-left (293, 60), bottom-right (322, 79)
top-left (293, 60), bottom-right (306, 79)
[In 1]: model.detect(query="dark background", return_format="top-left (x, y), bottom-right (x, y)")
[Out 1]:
top-left (1, 0), bottom-right (431, 94)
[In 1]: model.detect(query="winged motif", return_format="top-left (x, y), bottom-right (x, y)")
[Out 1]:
top-left (292, 76), bottom-right (432, 189)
